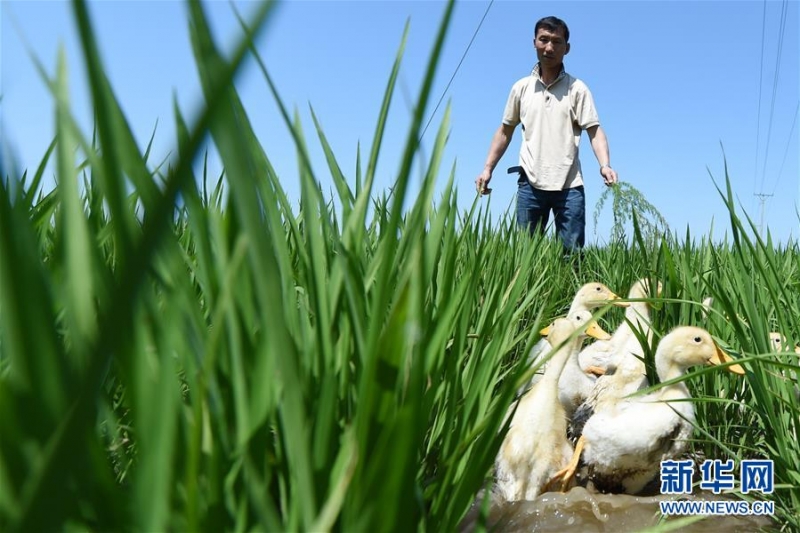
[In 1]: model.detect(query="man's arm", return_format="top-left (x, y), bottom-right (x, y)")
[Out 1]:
top-left (476, 123), bottom-right (516, 194)
top-left (586, 125), bottom-right (618, 187)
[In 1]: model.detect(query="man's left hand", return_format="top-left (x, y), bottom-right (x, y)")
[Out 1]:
top-left (601, 166), bottom-right (618, 187)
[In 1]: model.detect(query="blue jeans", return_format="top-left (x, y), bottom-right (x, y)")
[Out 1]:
top-left (516, 173), bottom-right (585, 252)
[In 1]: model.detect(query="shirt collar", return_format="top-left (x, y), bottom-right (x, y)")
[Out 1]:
top-left (532, 62), bottom-right (566, 86)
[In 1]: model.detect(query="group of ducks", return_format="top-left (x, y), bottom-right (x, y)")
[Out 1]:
top-left (494, 279), bottom-right (751, 502)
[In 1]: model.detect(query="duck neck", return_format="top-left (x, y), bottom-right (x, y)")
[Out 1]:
top-left (655, 359), bottom-right (690, 398)
top-left (539, 338), bottom-right (578, 392)
top-left (623, 300), bottom-right (652, 332)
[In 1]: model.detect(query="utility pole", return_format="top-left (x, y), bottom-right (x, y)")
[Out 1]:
top-left (754, 193), bottom-right (774, 238)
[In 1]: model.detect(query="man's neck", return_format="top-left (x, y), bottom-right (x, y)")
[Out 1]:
top-left (538, 62), bottom-right (563, 85)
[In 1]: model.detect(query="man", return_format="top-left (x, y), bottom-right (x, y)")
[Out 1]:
top-left (475, 16), bottom-right (618, 252)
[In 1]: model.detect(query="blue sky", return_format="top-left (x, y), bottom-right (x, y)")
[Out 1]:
top-left (2, 0), bottom-right (798, 244)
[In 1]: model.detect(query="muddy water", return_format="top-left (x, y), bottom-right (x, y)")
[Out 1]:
top-left (460, 486), bottom-right (776, 532)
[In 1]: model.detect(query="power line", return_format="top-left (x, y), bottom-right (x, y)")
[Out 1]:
top-left (758, 0), bottom-right (789, 195)
top-left (769, 100), bottom-right (799, 197)
top-left (752, 0), bottom-right (768, 196)
top-left (419, 0), bottom-right (495, 141)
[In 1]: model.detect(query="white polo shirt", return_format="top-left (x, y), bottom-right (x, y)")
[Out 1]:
top-left (502, 63), bottom-right (600, 191)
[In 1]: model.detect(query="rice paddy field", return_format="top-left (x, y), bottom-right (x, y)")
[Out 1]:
top-left (1, 1), bottom-right (798, 531)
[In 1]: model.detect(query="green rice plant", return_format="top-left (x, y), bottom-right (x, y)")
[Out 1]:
top-left (691, 170), bottom-right (800, 529)
top-left (1, 0), bottom-right (278, 529)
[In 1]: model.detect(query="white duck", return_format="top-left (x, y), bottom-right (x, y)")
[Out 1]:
top-left (565, 279), bottom-right (662, 426)
top-left (578, 278), bottom-right (661, 376)
top-left (556, 279), bottom-right (662, 418)
top-left (522, 282), bottom-right (626, 393)
top-left (563, 326), bottom-right (744, 495)
top-left (768, 332), bottom-right (800, 354)
top-left (495, 311), bottom-right (611, 501)
top-left (768, 332), bottom-right (800, 398)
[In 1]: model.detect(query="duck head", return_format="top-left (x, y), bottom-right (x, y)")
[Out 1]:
top-left (768, 332), bottom-right (800, 354)
top-left (540, 310), bottom-right (612, 343)
top-left (657, 326), bottom-right (745, 376)
top-left (576, 282), bottom-right (630, 308)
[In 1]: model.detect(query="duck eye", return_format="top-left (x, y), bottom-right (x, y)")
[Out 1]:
top-left (595, 286), bottom-right (601, 291)
top-left (694, 336), bottom-right (702, 343)
top-left (775, 339), bottom-right (781, 344)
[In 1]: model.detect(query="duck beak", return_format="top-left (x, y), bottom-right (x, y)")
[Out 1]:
top-left (609, 293), bottom-right (631, 308)
top-left (586, 321), bottom-right (612, 341)
top-left (539, 325), bottom-right (551, 336)
top-left (709, 345), bottom-right (746, 375)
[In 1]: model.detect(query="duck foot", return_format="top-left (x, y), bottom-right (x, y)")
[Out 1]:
top-left (585, 366), bottom-right (606, 377)
top-left (544, 436), bottom-right (586, 493)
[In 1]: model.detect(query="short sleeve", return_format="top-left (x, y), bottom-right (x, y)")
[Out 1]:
top-left (502, 79), bottom-right (525, 127)
top-left (571, 81), bottom-right (600, 130)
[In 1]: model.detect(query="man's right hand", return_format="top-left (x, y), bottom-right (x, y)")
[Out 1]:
top-left (475, 169), bottom-right (492, 195)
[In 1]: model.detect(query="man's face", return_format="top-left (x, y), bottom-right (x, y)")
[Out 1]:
top-left (534, 27), bottom-right (570, 67)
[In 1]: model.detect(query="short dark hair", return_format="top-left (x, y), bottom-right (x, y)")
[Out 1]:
top-left (535, 16), bottom-right (569, 43)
